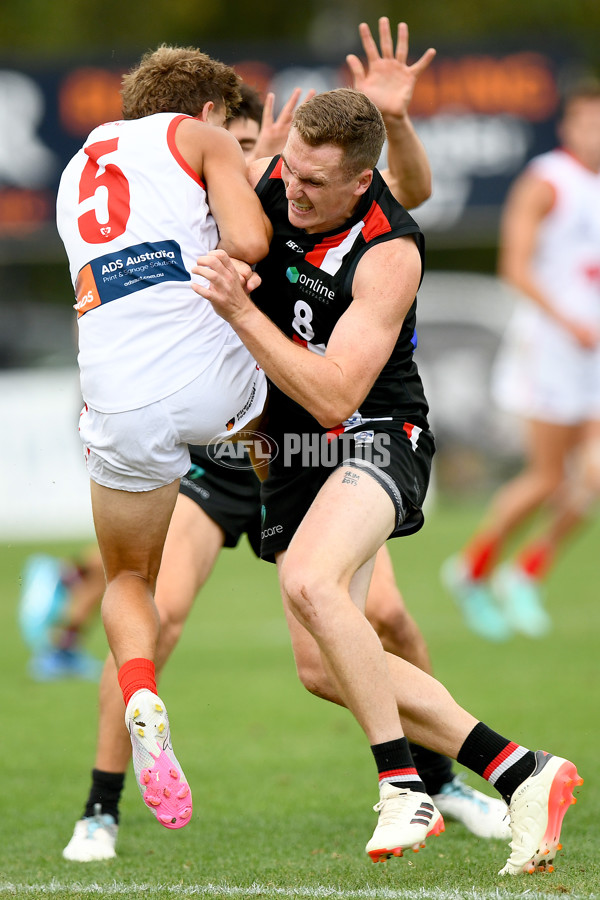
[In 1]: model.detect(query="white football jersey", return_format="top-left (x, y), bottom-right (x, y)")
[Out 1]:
top-left (57, 112), bottom-right (242, 412)
top-left (491, 148), bottom-right (600, 423)
top-left (526, 148), bottom-right (600, 325)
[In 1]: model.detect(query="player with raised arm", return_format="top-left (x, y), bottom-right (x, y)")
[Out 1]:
top-left (193, 69), bottom-right (582, 874)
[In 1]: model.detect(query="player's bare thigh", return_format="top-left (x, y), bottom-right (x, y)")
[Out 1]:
top-left (574, 418), bottom-right (600, 496)
top-left (524, 418), bottom-right (583, 476)
top-left (276, 547), bottom-right (376, 702)
top-left (279, 465), bottom-right (396, 637)
top-left (91, 479), bottom-right (180, 583)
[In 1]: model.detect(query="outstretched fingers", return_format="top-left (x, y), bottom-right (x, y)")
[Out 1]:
top-left (409, 46), bottom-right (437, 78)
top-left (378, 16), bottom-right (395, 58)
top-left (357, 20), bottom-right (381, 63)
top-left (277, 86), bottom-right (304, 122)
top-left (260, 92), bottom-right (275, 129)
top-left (394, 21), bottom-right (408, 63)
top-left (345, 53), bottom-right (365, 84)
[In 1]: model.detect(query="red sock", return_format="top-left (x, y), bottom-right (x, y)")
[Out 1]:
top-left (118, 658), bottom-right (157, 707)
top-left (464, 536), bottom-right (500, 579)
top-left (517, 540), bottom-right (554, 579)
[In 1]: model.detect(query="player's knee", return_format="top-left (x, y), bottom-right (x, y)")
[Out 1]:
top-left (583, 441), bottom-right (600, 496)
top-left (156, 604), bottom-right (184, 659)
top-left (104, 567), bottom-right (157, 593)
top-left (280, 565), bottom-right (327, 632)
top-left (294, 653), bottom-right (331, 699)
top-left (538, 468), bottom-right (566, 496)
top-left (569, 440), bottom-right (600, 514)
top-left (293, 643), bottom-right (338, 702)
top-left (369, 603), bottom-right (409, 647)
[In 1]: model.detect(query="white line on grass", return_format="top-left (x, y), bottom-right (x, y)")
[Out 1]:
top-left (0, 884), bottom-right (597, 899)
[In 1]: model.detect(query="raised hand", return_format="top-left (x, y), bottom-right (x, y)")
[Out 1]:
top-left (250, 87), bottom-right (317, 160)
top-left (346, 18), bottom-right (435, 120)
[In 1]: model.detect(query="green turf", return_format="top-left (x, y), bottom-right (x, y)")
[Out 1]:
top-left (0, 498), bottom-right (597, 899)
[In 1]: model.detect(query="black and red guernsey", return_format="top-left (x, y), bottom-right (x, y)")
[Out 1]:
top-left (252, 155), bottom-right (430, 433)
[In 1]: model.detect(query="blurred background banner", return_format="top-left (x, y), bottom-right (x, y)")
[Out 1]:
top-left (0, 367), bottom-right (92, 539)
top-left (0, 42), bottom-right (574, 251)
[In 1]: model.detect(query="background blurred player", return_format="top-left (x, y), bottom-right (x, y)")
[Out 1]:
top-left (442, 80), bottom-right (600, 642)
top-left (18, 547), bottom-right (104, 680)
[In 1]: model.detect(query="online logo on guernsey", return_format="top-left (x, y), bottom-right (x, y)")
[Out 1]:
top-left (286, 266), bottom-right (335, 302)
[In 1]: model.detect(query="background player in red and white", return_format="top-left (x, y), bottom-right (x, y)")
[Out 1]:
top-left (56, 46), bottom-right (270, 832)
top-left (443, 81), bottom-right (600, 642)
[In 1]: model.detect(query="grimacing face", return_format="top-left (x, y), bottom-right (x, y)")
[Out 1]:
top-left (280, 129), bottom-right (372, 234)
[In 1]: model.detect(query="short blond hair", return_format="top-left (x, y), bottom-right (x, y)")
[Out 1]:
top-left (292, 88), bottom-right (386, 176)
top-left (121, 45), bottom-right (242, 120)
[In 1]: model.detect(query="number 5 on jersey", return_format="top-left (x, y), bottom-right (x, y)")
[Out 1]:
top-left (78, 138), bottom-right (131, 244)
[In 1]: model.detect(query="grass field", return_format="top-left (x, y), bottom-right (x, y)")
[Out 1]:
top-left (0, 497), bottom-right (597, 899)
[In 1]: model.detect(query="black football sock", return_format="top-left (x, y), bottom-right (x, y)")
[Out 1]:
top-left (457, 722), bottom-right (536, 804)
top-left (371, 737), bottom-right (426, 793)
top-left (83, 768), bottom-right (126, 824)
top-left (408, 742), bottom-right (455, 795)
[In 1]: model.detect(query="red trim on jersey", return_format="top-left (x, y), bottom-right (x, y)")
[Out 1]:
top-left (305, 227), bottom-right (353, 267)
top-left (584, 263), bottom-right (600, 282)
top-left (362, 201), bottom-right (392, 242)
top-left (559, 146), bottom-right (600, 175)
top-left (326, 423), bottom-right (345, 442)
top-left (167, 115), bottom-right (205, 188)
top-left (292, 334), bottom-right (308, 348)
top-left (483, 742), bottom-right (519, 781)
top-left (269, 158), bottom-right (284, 179)
top-left (304, 202), bottom-right (392, 268)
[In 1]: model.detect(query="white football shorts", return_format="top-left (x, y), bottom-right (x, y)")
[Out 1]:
top-left (491, 308), bottom-right (600, 425)
top-left (79, 361), bottom-right (267, 491)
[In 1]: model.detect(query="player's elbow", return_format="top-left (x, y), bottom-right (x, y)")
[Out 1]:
top-left (311, 399), bottom-right (358, 430)
top-left (227, 233), bottom-right (269, 265)
top-left (498, 262), bottom-right (523, 294)
top-left (246, 232), bottom-right (270, 264)
top-left (398, 177), bottom-right (432, 211)
top-left (497, 246), bottom-right (525, 286)
top-left (408, 179), bottom-right (432, 208)
top-left (383, 171), bottom-right (432, 210)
